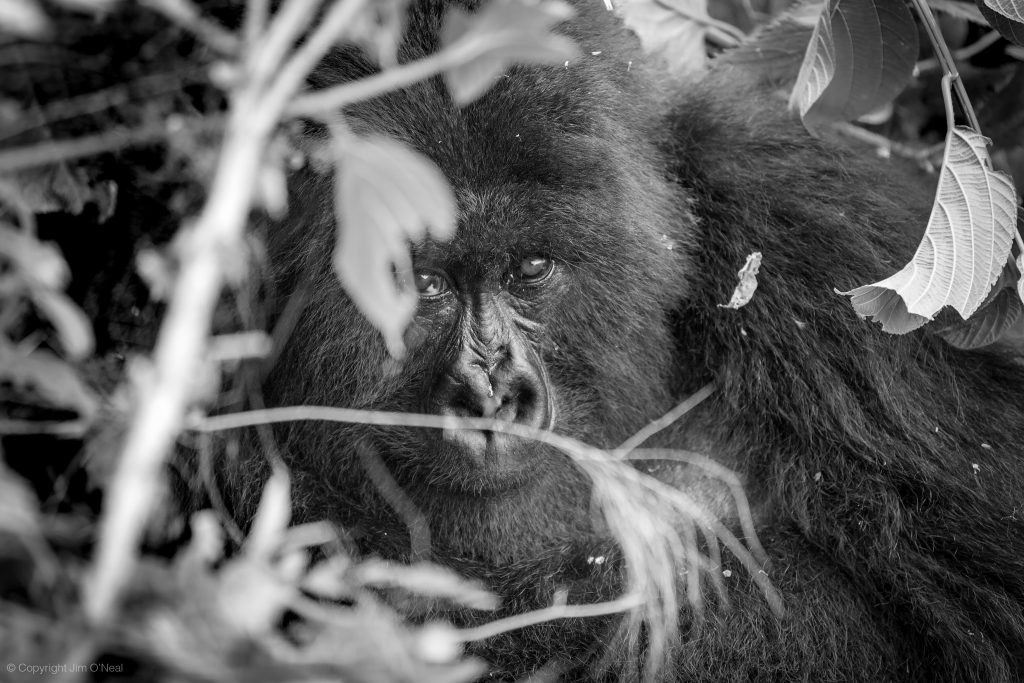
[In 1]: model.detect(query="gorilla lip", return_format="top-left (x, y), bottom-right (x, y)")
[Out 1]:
top-left (440, 426), bottom-right (536, 474)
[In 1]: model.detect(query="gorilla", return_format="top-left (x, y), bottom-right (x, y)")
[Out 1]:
top-left (229, 0), bottom-right (1024, 680)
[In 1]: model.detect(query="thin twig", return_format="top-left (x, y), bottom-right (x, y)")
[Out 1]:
top-left (288, 38), bottom-right (483, 117)
top-left (0, 121), bottom-right (199, 174)
top-left (613, 384), bottom-right (715, 458)
top-left (0, 70), bottom-right (203, 144)
top-left (244, 0), bottom-right (269, 48)
top-left (915, 30), bottom-right (1003, 73)
top-left (456, 593), bottom-right (645, 642)
top-left (248, 0), bottom-right (320, 90)
top-left (833, 122), bottom-right (945, 165)
top-left (910, 0), bottom-right (980, 131)
top-left (142, 0), bottom-right (240, 54)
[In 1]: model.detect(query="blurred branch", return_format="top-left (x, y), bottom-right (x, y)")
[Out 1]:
top-left (288, 38), bottom-right (482, 117)
top-left (84, 0), bottom-right (356, 624)
top-left (141, 0), bottom-right (240, 54)
top-left (916, 30), bottom-right (1003, 73)
top-left (833, 121), bottom-right (945, 164)
top-left (457, 592), bottom-right (645, 643)
top-left (0, 118), bottom-right (220, 174)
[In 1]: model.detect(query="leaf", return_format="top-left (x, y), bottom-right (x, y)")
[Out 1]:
top-left (839, 127), bottom-right (1019, 333)
top-left (716, 0), bottom-right (822, 86)
top-left (348, 0), bottom-right (410, 67)
top-left (977, 0), bottom-right (1024, 45)
top-left (216, 555), bottom-right (296, 635)
top-left (0, 0), bottom-right (49, 38)
top-left (0, 224), bottom-right (69, 290)
top-left (618, 0), bottom-right (710, 76)
top-left (29, 288), bottom-right (95, 359)
top-left (302, 554), bottom-right (353, 599)
top-left (442, 0), bottom-right (578, 105)
top-left (937, 286), bottom-right (1023, 348)
top-left (789, 0), bottom-right (918, 128)
top-left (333, 134), bottom-right (457, 357)
top-left (0, 348), bottom-right (99, 421)
top-left (718, 252), bottom-right (763, 309)
top-left (0, 464), bottom-right (41, 535)
top-left (0, 224), bottom-right (95, 358)
top-left (983, 0), bottom-right (1024, 22)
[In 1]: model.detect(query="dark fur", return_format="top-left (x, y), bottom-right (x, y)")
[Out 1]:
top-left (237, 1), bottom-right (1024, 680)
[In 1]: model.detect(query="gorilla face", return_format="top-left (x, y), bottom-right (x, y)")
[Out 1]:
top-left (269, 37), bottom-right (695, 499)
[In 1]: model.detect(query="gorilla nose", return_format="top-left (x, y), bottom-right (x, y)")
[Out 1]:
top-left (440, 369), bottom-right (545, 425)
top-left (434, 362), bottom-right (550, 467)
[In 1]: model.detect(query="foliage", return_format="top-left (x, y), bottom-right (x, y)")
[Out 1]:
top-left (0, 0), bottom-right (1023, 680)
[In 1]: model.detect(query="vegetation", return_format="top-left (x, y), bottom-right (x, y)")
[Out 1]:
top-left (0, 0), bottom-right (1021, 680)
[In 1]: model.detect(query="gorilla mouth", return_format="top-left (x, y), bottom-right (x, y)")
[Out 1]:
top-left (440, 426), bottom-right (542, 487)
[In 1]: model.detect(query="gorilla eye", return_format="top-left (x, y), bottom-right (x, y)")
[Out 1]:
top-left (414, 270), bottom-right (448, 298)
top-left (515, 256), bottom-right (554, 283)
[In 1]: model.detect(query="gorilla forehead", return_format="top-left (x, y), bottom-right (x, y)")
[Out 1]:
top-left (346, 70), bottom-right (687, 283)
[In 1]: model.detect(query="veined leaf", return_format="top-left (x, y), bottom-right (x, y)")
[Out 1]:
top-left (789, 0), bottom-right (918, 127)
top-left (839, 127), bottom-right (1019, 333)
top-left (978, 0), bottom-right (1024, 45)
top-left (937, 286), bottom-right (1023, 348)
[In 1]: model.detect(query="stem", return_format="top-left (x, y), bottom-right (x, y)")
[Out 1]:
top-left (248, 0), bottom-right (320, 90)
top-left (243, 0), bottom-right (268, 47)
top-left (287, 38), bottom-right (482, 117)
top-left (262, 0), bottom-right (367, 116)
top-left (613, 384), bottom-right (715, 457)
top-left (0, 121), bottom-right (200, 174)
top-left (910, 0), bottom-right (980, 131)
top-left (142, 0), bottom-right (239, 54)
top-left (84, 101), bottom-right (273, 622)
top-left (456, 593), bottom-right (644, 642)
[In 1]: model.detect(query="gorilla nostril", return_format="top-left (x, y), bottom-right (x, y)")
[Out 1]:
top-left (438, 372), bottom-right (547, 428)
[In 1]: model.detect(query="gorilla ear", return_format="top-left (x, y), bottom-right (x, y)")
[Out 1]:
top-left (331, 132), bottom-right (457, 357)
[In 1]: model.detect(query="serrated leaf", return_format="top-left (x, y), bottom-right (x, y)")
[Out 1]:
top-left (978, 0), bottom-right (1024, 45)
top-left (983, 0), bottom-right (1024, 22)
top-left (333, 134), bottom-right (456, 357)
top-left (839, 126), bottom-right (1019, 333)
top-left (937, 286), bottom-right (1023, 348)
top-left (442, 0), bottom-right (578, 105)
top-left (789, 0), bottom-right (918, 127)
top-left (618, 0), bottom-right (709, 76)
